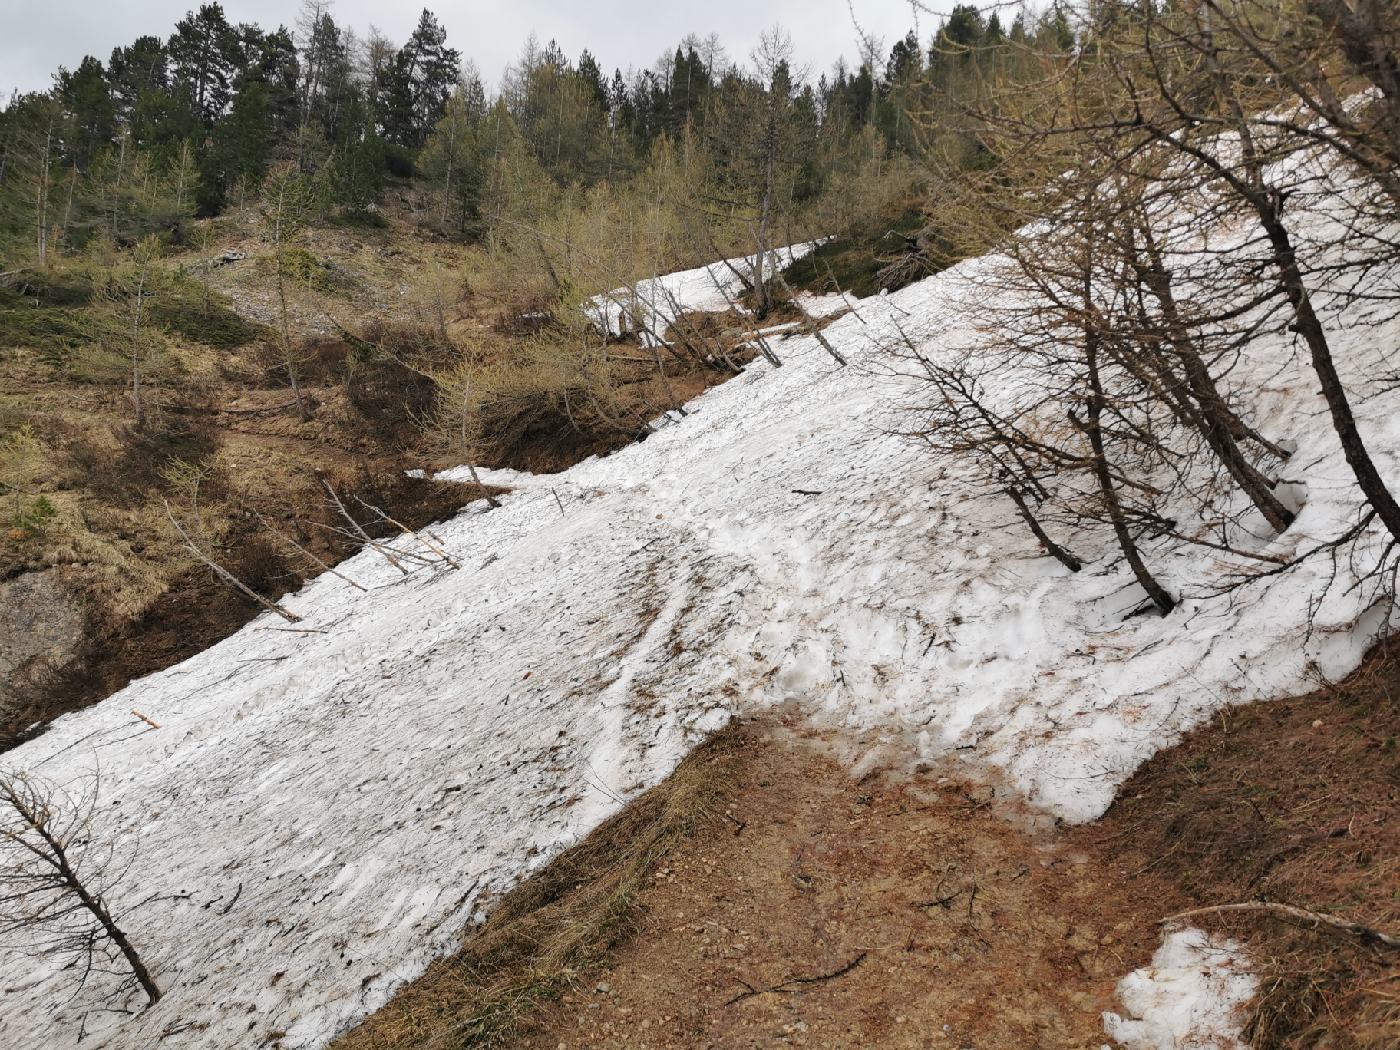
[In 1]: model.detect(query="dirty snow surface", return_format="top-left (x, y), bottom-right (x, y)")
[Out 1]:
top-left (1103, 928), bottom-right (1257, 1050)
top-left (4, 187), bottom-right (1398, 1047)
top-left (587, 243), bottom-right (816, 343)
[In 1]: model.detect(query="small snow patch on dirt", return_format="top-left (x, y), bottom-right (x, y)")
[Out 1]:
top-left (1103, 927), bottom-right (1256, 1050)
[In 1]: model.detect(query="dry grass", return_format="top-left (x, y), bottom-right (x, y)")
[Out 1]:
top-left (332, 729), bottom-right (740, 1050)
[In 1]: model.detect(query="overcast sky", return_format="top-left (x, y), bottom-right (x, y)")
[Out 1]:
top-left (0, 0), bottom-right (946, 98)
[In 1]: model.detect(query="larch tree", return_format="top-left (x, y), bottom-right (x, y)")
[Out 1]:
top-left (259, 162), bottom-right (324, 421)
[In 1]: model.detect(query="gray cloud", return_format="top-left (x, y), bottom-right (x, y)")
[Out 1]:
top-left (1, 0), bottom-right (940, 98)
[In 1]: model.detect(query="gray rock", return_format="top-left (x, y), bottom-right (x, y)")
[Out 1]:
top-left (0, 570), bottom-right (85, 731)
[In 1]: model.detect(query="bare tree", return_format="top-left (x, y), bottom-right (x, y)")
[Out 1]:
top-left (895, 0), bottom-right (1400, 615)
top-left (260, 163), bottom-right (324, 422)
top-left (123, 236), bottom-right (161, 431)
top-left (34, 112), bottom-right (54, 270)
top-left (747, 28), bottom-right (798, 320)
top-left (0, 769), bottom-right (162, 1008)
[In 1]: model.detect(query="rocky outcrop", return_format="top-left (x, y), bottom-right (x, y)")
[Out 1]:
top-left (0, 570), bottom-right (85, 741)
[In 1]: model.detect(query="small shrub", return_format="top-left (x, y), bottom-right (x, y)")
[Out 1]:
top-left (382, 144), bottom-right (416, 179)
top-left (70, 416), bottom-right (220, 507)
top-left (257, 248), bottom-right (353, 297)
top-left (7, 495), bottom-right (57, 538)
top-left (149, 283), bottom-right (264, 350)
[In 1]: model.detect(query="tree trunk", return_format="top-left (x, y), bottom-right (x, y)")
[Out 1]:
top-left (131, 262), bottom-right (147, 430)
top-left (1082, 289), bottom-right (1175, 614)
top-left (1005, 486), bottom-right (1083, 571)
top-left (11, 785), bottom-right (163, 1006)
top-left (1128, 232), bottom-right (1295, 532)
top-left (35, 119), bottom-right (52, 269)
top-left (1259, 208), bottom-right (1400, 540)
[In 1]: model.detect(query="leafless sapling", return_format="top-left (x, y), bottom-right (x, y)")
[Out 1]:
top-left (0, 769), bottom-right (162, 1008)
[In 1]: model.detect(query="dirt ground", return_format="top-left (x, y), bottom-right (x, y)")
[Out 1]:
top-left (514, 719), bottom-right (1167, 1050)
top-left (340, 643), bottom-right (1399, 1050)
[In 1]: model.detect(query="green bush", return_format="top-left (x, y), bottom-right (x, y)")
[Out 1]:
top-left (0, 298), bottom-right (126, 363)
top-left (257, 248), bottom-right (354, 298)
top-left (2, 268), bottom-right (97, 307)
top-left (10, 494), bottom-right (57, 532)
top-left (328, 209), bottom-right (389, 230)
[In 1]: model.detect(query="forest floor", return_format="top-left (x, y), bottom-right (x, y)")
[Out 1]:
top-left (339, 644), bottom-right (1399, 1050)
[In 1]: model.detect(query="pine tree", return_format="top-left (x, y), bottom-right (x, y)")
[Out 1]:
top-left (199, 80), bottom-right (273, 214)
top-left (108, 37), bottom-right (169, 127)
top-left (381, 9), bottom-right (462, 149)
top-left (56, 56), bottom-right (116, 169)
top-left (168, 3), bottom-right (241, 126)
top-left (576, 50), bottom-right (609, 112)
top-left (420, 84), bottom-right (484, 233)
top-left (240, 25), bottom-right (301, 144)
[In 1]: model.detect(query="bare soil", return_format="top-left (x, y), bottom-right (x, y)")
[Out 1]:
top-left (514, 719), bottom-right (1163, 1050)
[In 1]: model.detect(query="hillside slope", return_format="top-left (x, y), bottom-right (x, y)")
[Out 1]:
top-left (1, 163), bottom-right (1397, 1050)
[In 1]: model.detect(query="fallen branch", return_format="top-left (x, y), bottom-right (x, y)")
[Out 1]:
top-left (253, 509), bottom-right (368, 592)
top-left (164, 501), bottom-right (302, 623)
top-left (352, 496), bottom-right (461, 570)
top-left (319, 478), bottom-right (408, 575)
top-left (129, 710), bottom-right (160, 730)
top-left (1162, 901), bottom-right (1400, 950)
top-left (774, 274), bottom-right (848, 366)
top-left (726, 951), bottom-right (867, 1005)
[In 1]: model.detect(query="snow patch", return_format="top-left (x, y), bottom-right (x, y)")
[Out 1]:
top-left (431, 464), bottom-right (548, 488)
top-left (1103, 928), bottom-right (1257, 1050)
top-left (794, 290), bottom-right (854, 319)
top-left (588, 243), bottom-right (819, 344)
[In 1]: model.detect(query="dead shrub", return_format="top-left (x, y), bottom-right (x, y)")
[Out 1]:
top-left (490, 299), bottom-right (557, 337)
top-left (219, 534), bottom-right (295, 599)
top-left (299, 338), bottom-right (353, 385)
top-left (347, 357), bottom-right (438, 446)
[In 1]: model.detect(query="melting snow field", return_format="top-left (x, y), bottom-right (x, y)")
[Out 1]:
top-left (3, 190), bottom-right (1398, 1048)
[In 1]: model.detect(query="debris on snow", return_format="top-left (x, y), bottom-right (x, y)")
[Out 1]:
top-left (587, 244), bottom-right (817, 344)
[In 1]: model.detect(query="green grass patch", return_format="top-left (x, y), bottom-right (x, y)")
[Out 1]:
top-left (0, 296), bottom-right (126, 364)
top-left (1, 272), bottom-right (259, 362)
top-left (2, 268), bottom-right (98, 307)
top-left (257, 247), bottom-right (356, 298)
top-left (328, 208), bottom-right (389, 230)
